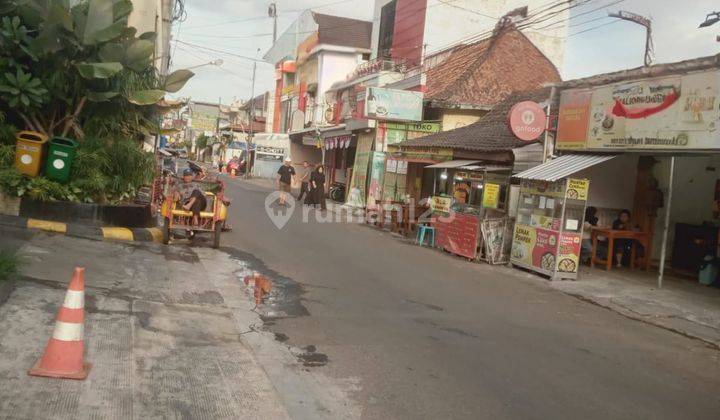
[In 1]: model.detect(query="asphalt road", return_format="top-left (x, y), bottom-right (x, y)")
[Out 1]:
top-left (221, 177), bottom-right (720, 420)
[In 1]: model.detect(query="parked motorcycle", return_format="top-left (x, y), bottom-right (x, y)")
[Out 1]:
top-left (329, 182), bottom-right (346, 202)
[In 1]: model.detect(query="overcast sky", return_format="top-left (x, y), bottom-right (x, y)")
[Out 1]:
top-left (169, 0), bottom-right (720, 103)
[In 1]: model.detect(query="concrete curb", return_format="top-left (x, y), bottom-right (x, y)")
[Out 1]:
top-left (0, 214), bottom-right (162, 244)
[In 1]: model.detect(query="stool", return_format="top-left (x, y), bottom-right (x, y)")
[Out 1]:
top-left (416, 225), bottom-right (435, 247)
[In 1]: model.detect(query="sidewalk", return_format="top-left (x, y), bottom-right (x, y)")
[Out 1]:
top-left (0, 226), bottom-right (290, 419)
top-left (549, 267), bottom-right (720, 349)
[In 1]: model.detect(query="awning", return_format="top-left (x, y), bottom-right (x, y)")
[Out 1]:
top-left (425, 160), bottom-right (480, 169)
top-left (513, 154), bottom-right (617, 181)
top-left (462, 165), bottom-right (511, 172)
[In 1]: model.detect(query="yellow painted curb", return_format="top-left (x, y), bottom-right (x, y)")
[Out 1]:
top-left (101, 227), bottom-right (134, 242)
top-left (27, 219), bottom-right (67, 234)
top-left (147, 228), bottom-right (163, 243)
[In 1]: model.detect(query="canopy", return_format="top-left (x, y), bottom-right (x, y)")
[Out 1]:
top-left (425, 160), bottom-right (481, 169)
top-left (513, 154), bottom-right (617, 182)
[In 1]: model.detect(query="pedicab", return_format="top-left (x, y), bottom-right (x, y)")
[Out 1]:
top-left (160, 176), bottom-right (228, 248)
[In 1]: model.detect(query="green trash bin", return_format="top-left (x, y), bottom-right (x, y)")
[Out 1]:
top-left (14, 131), bottom-right (49, 177)
top-left (45, 137), bottom-right (78, 183)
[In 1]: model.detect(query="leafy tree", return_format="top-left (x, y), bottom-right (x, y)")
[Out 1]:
top-left (0, 0), bottom-right (194, 138)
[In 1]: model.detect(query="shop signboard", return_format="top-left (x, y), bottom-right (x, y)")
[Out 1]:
top-left (482, 183), bottom-right (500, 209)
top-left (377, 121), bottom-right (441, 151)
top-left (189, 113), bottom-right (218, 132)
top-left (566, 178), bottom-right (589, 200)
top-left (508, 101), bottom-right (547, 141)
top-left (256, 145), bottom-right (285, 162)
top-left (557, 70), bottom-right (720, 150)
top-left (430, 196), bottom-right (453, 215)
top-left (365, 87), bottom-right (423, 122)
top-left (556, 233), bottom-right (582, 274)
top-left (511, 225), bottom-right (559, 274)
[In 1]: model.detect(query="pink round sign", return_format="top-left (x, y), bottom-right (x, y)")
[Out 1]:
top-left (509, 101), bottom-right (546, 141)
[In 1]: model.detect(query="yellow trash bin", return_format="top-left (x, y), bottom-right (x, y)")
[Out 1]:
top-left (14, 131), bottom-right (49, 177)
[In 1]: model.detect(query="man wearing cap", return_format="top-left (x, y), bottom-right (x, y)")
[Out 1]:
top-left (174, 168), bottom-right (207, 229)
top-left (276, 157), bottom-right (296, 206)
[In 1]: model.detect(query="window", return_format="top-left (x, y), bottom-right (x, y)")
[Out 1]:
top-left (378, 0), bottom-right (397, 59)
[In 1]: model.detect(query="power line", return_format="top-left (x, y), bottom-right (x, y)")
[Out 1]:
top-left (436, 0), bottom-right (496, 20)
top-left (527, 0), bottom-right (626, 32)
top-left (567, 18), bottom-right (622, 36)
top-left (174, 40), bottom-right (271, 63)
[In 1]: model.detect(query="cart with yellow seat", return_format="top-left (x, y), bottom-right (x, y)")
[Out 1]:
top-left (160, 179), bottom-right (228, 248)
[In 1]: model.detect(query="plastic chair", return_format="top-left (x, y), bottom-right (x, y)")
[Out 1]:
top-left (416, 225), bottom-right (435, 247)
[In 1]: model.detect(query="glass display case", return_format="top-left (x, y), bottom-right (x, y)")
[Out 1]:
top-left (511, 178), bottom-right (589, 279)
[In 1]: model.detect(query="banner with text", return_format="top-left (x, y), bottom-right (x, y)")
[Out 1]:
top-left (557, 70), bottom-right (720, 150)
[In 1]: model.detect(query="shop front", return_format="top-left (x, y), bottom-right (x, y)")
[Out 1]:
top-left (322, 131), bottom-right (356, 195)
top-left (513, 57), bottom-right (720, 287)
top-left (425, 161), bottom-right (513, 262)
top-left (251, 133), bottom-right (291, 179)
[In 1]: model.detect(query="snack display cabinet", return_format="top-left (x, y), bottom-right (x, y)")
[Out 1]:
top-left (510, 178), bottom-right (589, 280)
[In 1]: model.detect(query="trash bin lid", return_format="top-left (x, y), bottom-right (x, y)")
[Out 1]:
top-left (17, 131), bottom-right (48, 143)
top-left (50, 137), bottom-right (78, 148)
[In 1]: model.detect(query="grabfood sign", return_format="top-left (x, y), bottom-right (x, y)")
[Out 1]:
top-left (556, 70), bottom-right (720, 150)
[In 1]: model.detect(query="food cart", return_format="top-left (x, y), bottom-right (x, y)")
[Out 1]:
top-left (425, 161), bottom-right (512, 261)
top-left (510, 178), bottom-right (589, 279)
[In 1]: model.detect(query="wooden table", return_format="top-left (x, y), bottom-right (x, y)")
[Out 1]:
top-left (372, 200), bottom-right (402, 231)
top-left (591, 227), bottom-right (652, 271)
top-left (399, 204), bottom-right (429, 236)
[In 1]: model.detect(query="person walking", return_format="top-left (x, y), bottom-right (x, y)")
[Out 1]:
top-left (310, 164), bottom-right (327, 210)
top-left (297, 161), bottom-right (311, 202)
top-left (276, 157), bottom-right (295, 206)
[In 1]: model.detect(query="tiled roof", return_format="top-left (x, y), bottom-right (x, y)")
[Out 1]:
top-left (424, 27), bottom-right (560, 108)
top-left (312, 13), bottom-right (372, 50)
top-left (398, 88), bottom-right (551, 152)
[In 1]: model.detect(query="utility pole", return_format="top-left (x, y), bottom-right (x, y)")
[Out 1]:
top-left (246, 61), bottom-right (257, 179)
top-left (608, 10), bottom-right (654, 67)
top-left (268, 3), bottom-right (278, 42)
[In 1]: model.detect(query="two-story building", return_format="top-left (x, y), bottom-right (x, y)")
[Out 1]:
top-left (263, 11), bottom-right (373, 165)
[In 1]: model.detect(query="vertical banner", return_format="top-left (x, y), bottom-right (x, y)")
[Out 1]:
top-left (346, 134), bottom-right (374, 208)
top-left (556, 89), bottom-right (592, 150)
top-left (366, 152), bottom-right (387, 209)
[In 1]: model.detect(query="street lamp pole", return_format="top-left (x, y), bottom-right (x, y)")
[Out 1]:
top-left (246, 59), bottom-right (257, 179)
top-left (608, 11), bottom-right (654, 67)
top-left (698, 11), bottom-right (720, 41)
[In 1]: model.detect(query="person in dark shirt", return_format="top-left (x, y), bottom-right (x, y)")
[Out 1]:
top-left (173, 168), bottom-right (206, 229)
top-left (612, 209), bottom-right (633, 267)
top-left (276, 157), bottom-right (296, 206)
top-left (309, 165), bottom-right (327, 210)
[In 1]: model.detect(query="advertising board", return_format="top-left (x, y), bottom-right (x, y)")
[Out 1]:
top-left (557, 70), bottom-right (720, 150)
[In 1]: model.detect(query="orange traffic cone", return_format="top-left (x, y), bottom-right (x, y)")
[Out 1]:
top-left (28, 267), bottom-right (91, 380)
